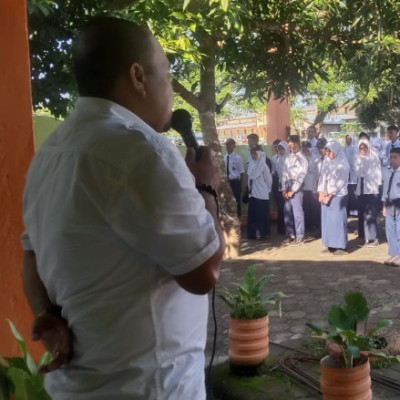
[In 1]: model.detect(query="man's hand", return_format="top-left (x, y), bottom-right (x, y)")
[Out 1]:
top-left (32, 314), bottom-right (73, 373)
top-left (382, 205), bottom-right (387, 217)
top-left (318, 192), bottom-right (325, 203)
top-left (185, 146), bottom-right (220, 189)
top-left (286, 191), bottom-right (294, 199)
top-left (282, 190), bottom-right (288, 199)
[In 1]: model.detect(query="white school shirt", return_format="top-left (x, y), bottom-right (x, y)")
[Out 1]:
top-left (281, 151), bottom-right (308, 192)
top-left (308, 137), bottom-right (319, 156)
top-left (21, 97), bottom-right (220, 400)
top-left (303, 153), bottom-right (319, 191)
top-left (224, 151), bottom-right (244, 180)
top-left (354, 152), bottom-right (382, 195)
top-left (382, 166), bottom-right (400, 202)
top-left (318, 158), bottom-right (349, 196)
top-left (271, 154), bottom-right (278, 175)
top-left (249, 163), bottom-right (272, 200)
top-left (383, 139), bottom-right (400, 169)
top-left (343, 144), bottom-right (358, 184)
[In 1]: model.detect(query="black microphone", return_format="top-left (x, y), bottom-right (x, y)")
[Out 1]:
top-left (170, 109), bottom-right (200, 157)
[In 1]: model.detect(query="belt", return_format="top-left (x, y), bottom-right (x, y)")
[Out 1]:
top-left (229, 178), bottom-right (241, 181)
top-left (387, 199), bottom-right (400, 207)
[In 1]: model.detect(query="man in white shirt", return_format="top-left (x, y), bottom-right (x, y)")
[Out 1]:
top-left (224, 138), bottom-right (244, 217)
top-left (306, 125), bottom-right (319, 156)
top-left (282, 135), bottom-right (308, 245)
top-left (22, 17), bottom-right (225, 400)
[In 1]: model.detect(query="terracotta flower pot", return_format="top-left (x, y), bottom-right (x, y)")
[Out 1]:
top-left (229, 315), bottom-right (269, 366)
top-left (320, 355), bottom-right (372, 400)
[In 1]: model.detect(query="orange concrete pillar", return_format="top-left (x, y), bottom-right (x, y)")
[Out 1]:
top-left (266, 95), bottom-right (291, 143)
top-left (0, 0), bottom-right (40, 358)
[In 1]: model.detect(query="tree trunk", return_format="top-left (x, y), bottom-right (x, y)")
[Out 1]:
top-left (197, 33), bottom-right (240, 258)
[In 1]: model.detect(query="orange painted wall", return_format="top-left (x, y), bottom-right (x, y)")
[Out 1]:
top-left (266, 96), bottom-right (291, 143)
top-left (0, 0), bottom-right (42, 358)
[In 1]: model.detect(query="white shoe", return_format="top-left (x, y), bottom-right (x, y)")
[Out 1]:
top-left (391, 256), bottom-right (400, 267)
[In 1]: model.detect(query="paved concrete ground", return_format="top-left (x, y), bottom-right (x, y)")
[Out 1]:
top-left (206, 216), bottom-right (400, 363)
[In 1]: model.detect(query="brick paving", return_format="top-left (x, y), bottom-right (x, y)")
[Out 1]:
top-left (206, 216), bottom-right (400, 364)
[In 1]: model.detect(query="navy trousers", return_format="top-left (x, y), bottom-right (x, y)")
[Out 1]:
top-left (303, 190), bottom-right (320, 232)
top-left (284, 191), bottom-right (304, 238)
top-left (357, 194), bottom-right (379, 241)
top-left (247, 197), bottom-right (270, 238)
top-left (229, 179), bottom-right (242, 217)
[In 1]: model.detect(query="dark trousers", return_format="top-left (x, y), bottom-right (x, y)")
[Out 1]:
top-left (247, 197), bottom-right (270, 238)
top-left (272, 175), bottom-right (285, 234)
top-left (229, 179), bottom-right (242, 217)
top-left (347, 184), bottom-right (357, 216)
top-left (303, 190), bottom-right (320, 232)
top-left (284, 191), bottom-right (305, 238)
top-left (357, 194), bottom-right (379, 241)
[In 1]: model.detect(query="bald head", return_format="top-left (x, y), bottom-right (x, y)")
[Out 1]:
top-left (73, 17), bottom-right (153, 98)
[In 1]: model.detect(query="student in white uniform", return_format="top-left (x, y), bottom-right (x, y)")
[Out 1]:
top-left (224, 138), bottom-right (245, 217)
top-left (382, 147), bottom-right (400, 267)
top-left (271, 139), bottom-right (284, 233)
top-left (354, 139), bottom-right (382, 247)
top-left (301, 141), bottom-right (319, 234)
top-left (318, 141), bottom-right (350, 255)
top-left (343, 134), bottom-right (358, 216)
top-left (275, 140), bottom-right (290, 234)
top-left (383, 125), bottom-right (400, 172)
top-left (282, 135), bottom-right (308, 246)
top-left (371, 136), bottom-right (386, 211)
top-left (247, 146), bottom-right (273, 239)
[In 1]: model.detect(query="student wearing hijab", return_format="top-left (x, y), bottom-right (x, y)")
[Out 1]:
top-left (274, 141), bottom-right (290, 234)
top-left (343, 134), bottom-right (358, 216)
top-left (282, 135), bottom-right (308, 246)
top-left (354, 139), bottom-right (382, 247)
top-left (318, 141), bottom-right (350, 255)
top-left (247, 146), bottom-right (273, 239)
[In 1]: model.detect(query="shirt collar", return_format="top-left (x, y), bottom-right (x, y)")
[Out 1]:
top-left (75, 97), bottom-right (145, 127)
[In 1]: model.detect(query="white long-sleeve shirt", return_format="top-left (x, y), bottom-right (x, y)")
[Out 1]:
top-left (303, 153), bottom-right (319, 192)
top-left (249, 163), bottom-right (272, 200)
top-left (318, 158), bottom-right (349, 196)
top-left (354, 152), bottom-right (382, 195)
top-left (282, 151), bottom-right (308, 192)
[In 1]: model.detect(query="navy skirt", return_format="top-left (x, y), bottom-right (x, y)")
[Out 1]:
top-left (321, 195), bottom-right (348, 249)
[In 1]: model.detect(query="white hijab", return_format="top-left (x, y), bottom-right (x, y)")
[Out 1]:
top-left (355, 138), bottom-right (380, 177)
top-left (276, 141), bottom-right (289, 179)
top-left (326, 140), bottom-right (350, 170)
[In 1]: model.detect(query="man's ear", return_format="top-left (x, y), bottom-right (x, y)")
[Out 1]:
top-left (128, 63), bottom-right (146, 97)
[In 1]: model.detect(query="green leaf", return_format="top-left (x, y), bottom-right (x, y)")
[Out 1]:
top-left (220, 0), bottom-right (229, 12)
top-left (0, 369), bottom-right (10, 400)
top-left (305, 322), bottom-right (327, 336)
top-left (183, 0), bottom-right (191, 11)
top-left (327, 305), bottom-right (353, 331)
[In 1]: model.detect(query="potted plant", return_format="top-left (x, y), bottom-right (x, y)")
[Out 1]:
top-left (0, 319), bottom-right (52, 400)
top-left (218, 265), bottom-right (285, 368)
top-left (306, 291), bottom-right (400, 400)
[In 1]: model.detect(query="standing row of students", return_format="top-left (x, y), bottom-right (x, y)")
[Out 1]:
top-left (223, 126), bottom-right (400, 264)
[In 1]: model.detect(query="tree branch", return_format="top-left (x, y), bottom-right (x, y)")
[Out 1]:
top-left (216, 93), bottom-right (232, 114)
top-left (172, 78), bottom-right (201, 110)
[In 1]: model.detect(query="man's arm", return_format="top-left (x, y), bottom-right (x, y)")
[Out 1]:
top-left (23, 250), bottom-right (73, 373)
top-left (174, 147), bottom-right (226, 295)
